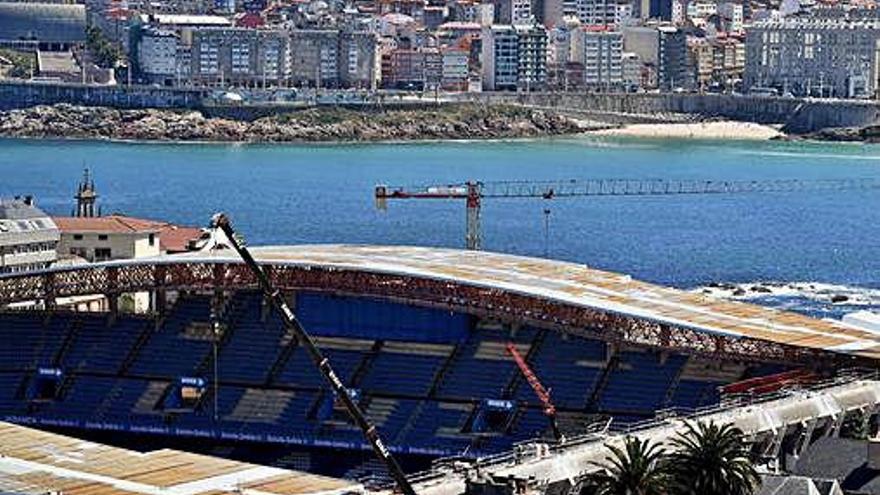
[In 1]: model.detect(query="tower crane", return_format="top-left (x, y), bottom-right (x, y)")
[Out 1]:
top-left (375, 178), bottom-right (880, 250)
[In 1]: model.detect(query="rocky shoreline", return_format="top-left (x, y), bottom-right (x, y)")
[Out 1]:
top-left (0, 104), bottom-right (596, 142)
top-left (798, 125), bottom-right (880, 143)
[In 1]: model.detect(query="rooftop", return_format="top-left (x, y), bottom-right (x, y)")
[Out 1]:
top-left (149, 13), bottom-right (232, 26)
top-left (52, 215), bottom-right (203, 252)
top-left (0, 198), bottom-right (48, 221)
top-left (0, 2), bottom-right (86, 43)
top-left (0, 421), bottom-right (356, 495)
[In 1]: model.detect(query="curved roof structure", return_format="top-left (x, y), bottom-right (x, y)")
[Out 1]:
top-left (2, 244), bottom-right (879, 362)
top-left (214, 245), bottom-right (880, 359)
top-left (0, 2), bottom-right (86, 43)
top-left (0, 421), bottom-right (356, 495)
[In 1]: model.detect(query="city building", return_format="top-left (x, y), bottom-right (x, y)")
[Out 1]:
top-left (622, 50), bottom-right (642, 88)
top-left (131, 14), bottom-right (232, 84)
top-left (52, 214), bottom-right (203, 312)
top-left (189, 28), bottom-right (290, 87)
top-left (547, 21), bottom-right (577, 87)
top-left (492, 0), bottom-right (534, 25)
top-left (636, 0), bottom-right (672, 20)
top-left (744, 12), bottom-right (880, 98)
top-left (571, 25), bottom-right (623, 88)
top-left (575, 0), bottom-right (618, 26)
top-left (717, 2), bottom-right (744, 32)
top-left (482, 25), bottom-right (519, 89)
top-left (686, 0), bottom-right (717, 20)
top-left (289, 30), bottom-right (378, 88)
top-left (381, 48), bottom-right (427, 88)
top-left (481, 24), bottom-right (547, 90)
top-left (0, 1), bottom-right (86, 50)
top-left (440, 47), bottom-right (470, 90)
top-left (623, 24), bottom-right (686, 89)
top-left (0, 197), bottom-right (59, 275)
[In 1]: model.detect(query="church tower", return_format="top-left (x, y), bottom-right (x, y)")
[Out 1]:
top-left (74, 168), bottom-right (99, 218)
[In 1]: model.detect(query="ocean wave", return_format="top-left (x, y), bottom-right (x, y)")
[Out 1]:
top-left (731, 149), bottom-right (880, 161)
top-left (691, 281), bottom-right (880, 319)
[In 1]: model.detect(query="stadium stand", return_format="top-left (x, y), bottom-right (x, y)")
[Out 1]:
top-left (0, 289), bottom-right (778, 475)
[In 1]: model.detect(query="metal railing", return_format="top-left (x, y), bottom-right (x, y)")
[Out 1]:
top-left (393, 368), bottom-right (880, 491)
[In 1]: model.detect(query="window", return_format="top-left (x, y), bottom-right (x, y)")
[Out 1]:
top-left (94, 248), bottom-right (112, 261)
top-left (149, 233), bottom-right (156, 246)
top-left (98, 234), bottom-right (108, 241)
top-left (73, 234), bottom-right (83, 240)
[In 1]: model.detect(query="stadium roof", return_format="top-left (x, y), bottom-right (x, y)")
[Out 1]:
top-left (171, 245), bottom-right (880, 359)
top-left (0, 2), bottom-right (85, 43)
top-left (0, 421), bottom-right (357, 495)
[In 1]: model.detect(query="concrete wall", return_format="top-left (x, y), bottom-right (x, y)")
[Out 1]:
top-left (0, 81), bottom-right (208, 111)
top-left (470, 92), bottom-right (880, 133)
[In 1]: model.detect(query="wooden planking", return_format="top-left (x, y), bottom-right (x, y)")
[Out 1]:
top-left (0, 422), bottom-right (356, 495)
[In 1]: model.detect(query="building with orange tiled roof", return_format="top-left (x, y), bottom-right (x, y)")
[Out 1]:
top-left (53, 214), bottom-right (204, 262)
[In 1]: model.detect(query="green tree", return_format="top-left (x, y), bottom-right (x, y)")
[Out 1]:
top-left (668, 421), bottom-right (760, 495)
top-left (86, 26), bottom-right (121, 68)
top-left (584, 436), bottom-right (670, 495)
top-left (0, 48), bottom-right (36, 78)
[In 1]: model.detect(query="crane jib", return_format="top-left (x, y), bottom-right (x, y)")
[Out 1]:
top-left (375, 177), bottom-right (880, 251)
top-left (210, 213), bottom-right (418, 495)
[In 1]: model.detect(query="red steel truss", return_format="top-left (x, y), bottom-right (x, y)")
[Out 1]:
top-left (0, 261), bottom-right (854, 366)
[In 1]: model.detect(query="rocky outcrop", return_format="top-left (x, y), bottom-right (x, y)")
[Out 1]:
top-left (799, 124), bottom-right (880, 142)
top-left (0, 104), bottom-right (596, 142)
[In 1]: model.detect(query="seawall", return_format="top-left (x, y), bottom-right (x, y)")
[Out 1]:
top-left (0, 81), bottom-right (207, 110)
top-left (3, 80), bottom-right (880, 133)
top-left (471, 92), bottom-right (880, 134)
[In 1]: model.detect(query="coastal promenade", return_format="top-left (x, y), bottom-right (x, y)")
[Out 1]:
top-left (3, 80), bottom-right (880, 135)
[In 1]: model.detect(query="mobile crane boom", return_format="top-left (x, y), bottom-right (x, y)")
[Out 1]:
top-left (505, 343), bottom-right (563, 442)
top-left (209, 213), bottom-right (417, 495)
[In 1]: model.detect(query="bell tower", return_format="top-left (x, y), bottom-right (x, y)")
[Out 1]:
top-left (74, 168), bottom-right (99, 218)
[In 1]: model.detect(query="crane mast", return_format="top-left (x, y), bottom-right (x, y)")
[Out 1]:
top-left (505, 343), bottom-right (563, 442)
top-left (209, 213), bottom-right (417, 495)
top-left (375, 178), bottom-right (880, 251)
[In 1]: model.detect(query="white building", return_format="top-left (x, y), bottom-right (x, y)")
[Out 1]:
top-left (686, 0), bottom-right (716, 19)
top-left (575, 0), bottom-right (618, 26)
top-left (512, 0), bottom-right (533, 25)
top-left (717, 2), bottom-right (743, 32)
top-left (190, 28), bottom-right (291, 86)
top-left (622, 50), bottom-right (641, 88)
top-left (52, 215), bottom-right (202, 313)
top-left (671, 0), bottom-right (685, 24)
top-left (481, 24), bottom-right (548, 90)
top-left (137, 26), bottom-right (180, 84)
top-left (0, 197), bottom-right (59, 275)
top-left (572, 26), bottom-right (623, 87)
top-left (441, 48), bottom-right (469, 90)
top-left (745, 12), bottom-right (880, 98)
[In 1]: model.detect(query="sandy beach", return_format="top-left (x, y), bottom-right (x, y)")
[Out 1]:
top-left (589, 121), bottom-right (784, 140)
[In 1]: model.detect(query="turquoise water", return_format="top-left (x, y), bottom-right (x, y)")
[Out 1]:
top-left (3, 135), bottom-right (880, 293)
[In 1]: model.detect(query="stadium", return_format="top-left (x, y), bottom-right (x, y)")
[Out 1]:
top-left (0, 243), bottom-right (878, 487)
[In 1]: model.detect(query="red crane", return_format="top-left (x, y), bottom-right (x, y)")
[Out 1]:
top-left (375, 178), bottom-right (880, 251)
top-left (506, 342), bottom-right (563, 442)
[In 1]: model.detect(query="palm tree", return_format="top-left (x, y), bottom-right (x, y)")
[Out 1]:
top-left (667, 421), bottom-right (760, 495)
top-left (583, 436), bottom-right (670, 495)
